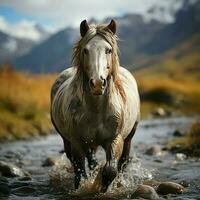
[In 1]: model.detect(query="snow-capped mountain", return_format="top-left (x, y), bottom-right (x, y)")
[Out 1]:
top-left (0, 20), bottom-right (51, 63)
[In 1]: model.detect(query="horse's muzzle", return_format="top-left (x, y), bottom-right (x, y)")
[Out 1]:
top-left (89, 78), bottom-right (107, 95)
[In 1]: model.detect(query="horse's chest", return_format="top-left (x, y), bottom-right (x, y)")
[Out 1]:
top-left (75, 113), bottom-right (119, 145)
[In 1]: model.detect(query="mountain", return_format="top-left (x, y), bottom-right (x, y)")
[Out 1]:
top-left (14, 27), bottom-right (78, 73)
top-left (0, 23), bottom-right (51, 64)
top-left (0, 31), bottom-right (36, 63)
top-left (12, 0), bottom-right (200, 73)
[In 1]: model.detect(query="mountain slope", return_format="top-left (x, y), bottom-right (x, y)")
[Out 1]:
top-left (0, 31), bottom-right (36, 63)
top-left (13, 0), bottom-right (200, 73)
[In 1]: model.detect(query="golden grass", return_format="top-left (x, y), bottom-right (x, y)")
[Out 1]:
top-left (0, 65), bottom-right (57, 141)
top-left (134, 49), bottom-right (200, 117)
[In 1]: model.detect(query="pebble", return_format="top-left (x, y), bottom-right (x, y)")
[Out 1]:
top-left (173, 129), bottom-right (184, 137)
top-left (151, 107), bottom-right (171, 117)
top-left (131, 185), bottom-right (159, 200)
top-left (0, 161), bottom-right (29, 177)
top-left (157, 182), bottom-right (185, 195)
top-left (145, 145), bottom-right (162, 156)
top-left (175, 153), bottom-right (187, 161)
top-left (42, 156), bottom-right (58, 167)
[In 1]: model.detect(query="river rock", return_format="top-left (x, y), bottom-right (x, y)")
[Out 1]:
top-left (151, 107), bottom-right (171, 117)
top-left (131, 185), bottom-right (159, 200)
top-left (173, 129), bottom-right (184, 137)
top-left (0, 161), bottom-right (29, 177)
top-left (145, 145), bottom-right (162, 156)
top-left (175, 153), bottom-right (187, 161)
top-left (42, 156), bottom-right (58, 167)
top-left (157, 182), bottom-right (185, 195)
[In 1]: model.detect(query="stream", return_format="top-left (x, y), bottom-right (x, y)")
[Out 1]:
top-left (0, 117), bottom-right (200, 200)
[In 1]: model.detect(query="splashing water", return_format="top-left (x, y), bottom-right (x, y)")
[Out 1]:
top-left (49, 153), bottom-right (153, 198)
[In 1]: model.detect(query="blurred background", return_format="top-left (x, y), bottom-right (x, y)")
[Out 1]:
top-left (0, 0), bottom-right (199, 140)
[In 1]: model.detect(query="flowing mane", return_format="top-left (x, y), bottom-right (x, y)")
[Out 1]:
top-left (71, 24), bottom-right (126, 102)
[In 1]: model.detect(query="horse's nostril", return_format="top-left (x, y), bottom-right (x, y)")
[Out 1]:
top-left (102, 79), bottom-right (106, 87)
top-left (89, 79), bottom-right (95, 88)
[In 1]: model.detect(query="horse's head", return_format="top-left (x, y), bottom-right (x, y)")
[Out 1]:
top-left (79, 20), bottom-right (118, 96)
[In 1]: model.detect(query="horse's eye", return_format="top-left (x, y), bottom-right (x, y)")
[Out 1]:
top-left (106, 48), bottom-right (112, 54)
top-left (83, 48), bottom-right (89, 54)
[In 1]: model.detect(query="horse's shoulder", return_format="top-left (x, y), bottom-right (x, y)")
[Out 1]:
top-left (51, 67), bottom-right (76, 101)
top-left (119, 66), bottom-right (137, 86)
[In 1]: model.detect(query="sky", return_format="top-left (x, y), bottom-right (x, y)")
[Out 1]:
top-left (0, 0), bottom-right (183, 40)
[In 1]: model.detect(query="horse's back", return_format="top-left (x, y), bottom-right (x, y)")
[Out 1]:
top-left (51, 67), bottom-right (76, 101)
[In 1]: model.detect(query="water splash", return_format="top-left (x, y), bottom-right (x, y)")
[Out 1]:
top-left (49, 153), bottom-right (153, 198)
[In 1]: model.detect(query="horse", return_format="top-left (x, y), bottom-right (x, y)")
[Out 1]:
top-left (51, 19), bottom-right (140, 192)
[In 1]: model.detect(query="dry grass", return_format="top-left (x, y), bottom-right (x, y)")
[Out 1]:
top-left (0, 65), bottom-right (56, 141)
top-left (134, 49), bottom-right (200, 117)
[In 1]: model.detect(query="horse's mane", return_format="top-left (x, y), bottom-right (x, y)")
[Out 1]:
top-left (71, 24), bottom-right (126, 102)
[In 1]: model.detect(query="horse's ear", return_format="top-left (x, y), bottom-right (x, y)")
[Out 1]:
top-left (107, 19), bottom-right (116, 34)
top-left (80, 20), bottom-right (89, 37)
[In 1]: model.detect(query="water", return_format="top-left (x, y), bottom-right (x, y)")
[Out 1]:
top-left (0, 117), bottom-right (199, 200)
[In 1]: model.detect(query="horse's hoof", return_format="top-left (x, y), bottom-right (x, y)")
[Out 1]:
top-left (101, 165), bottom-right (117, 192)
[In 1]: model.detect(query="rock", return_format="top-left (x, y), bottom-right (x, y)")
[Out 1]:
top-left (151, 107), bottom-right (171, 117)
top-left (42, 156), bottom-right (58, 167)
top-left (0, 161), bottom-right (29, 177)
top-left (175, 153), bottom-right (187, 161)
top-left (146, 145), bottom-right (162, 156)
top-left (157, 182), bottom-right (185, 195)
top-left (179, 180), bottom-right (190, 188)
top-left (143, 180), bottom-right (161, 189)
top-left (173, 129), bottom-right (184, 137)
top-left (131, 185), bottom-right (159, 200)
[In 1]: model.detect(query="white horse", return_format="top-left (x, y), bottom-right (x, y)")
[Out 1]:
top-left (51, 19), bottom-right (140, 192)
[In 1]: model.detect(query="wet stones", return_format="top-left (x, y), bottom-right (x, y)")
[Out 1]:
top-left (173, 129), bottom-right (184, 137)
top-left (145, 145), bottom-right (162, 156)
top-left (131, 185), bottom-right (159, 200)
top-left (0, 161), bottom-right (29, 177)
top-left (131, 181), bottom-right (186, 199)
top-left (42, 156), bottom-right (58, 167)
top-left (151, 107), bottom-right (172, 118)
top-left (157, 182), bottom-right (185, 195)
top-left (175, 153), bottom-right (187, 161)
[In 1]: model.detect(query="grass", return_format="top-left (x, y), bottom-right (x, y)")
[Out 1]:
top-left (0, 64), bottom-right (56, 141)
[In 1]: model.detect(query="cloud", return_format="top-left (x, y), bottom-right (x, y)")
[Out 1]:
top-left (0, 16), bottom-right (45, 41)
top-left (0, 0), bottom-right (161, 30)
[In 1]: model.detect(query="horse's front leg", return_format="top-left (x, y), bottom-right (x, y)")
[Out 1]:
top-left (71, 144), bottom-right (87, 190)
top-left (101, 134), bottom-right (124, 192)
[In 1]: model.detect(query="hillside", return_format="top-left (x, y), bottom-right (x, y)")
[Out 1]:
top-left (135, 34), bottom-right (200, 116)
top-left (13, 0), bottom-right (200, 73)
